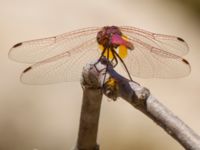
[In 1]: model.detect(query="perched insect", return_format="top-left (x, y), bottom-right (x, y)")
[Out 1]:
top-left (9, 26), bottom-right (191, 84)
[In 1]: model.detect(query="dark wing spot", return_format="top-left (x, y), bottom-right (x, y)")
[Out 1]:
top-left (23, 66), bottom-right (32, 73)
top-left (13, 42), bottom-right (22, 48)
top-left (182, 59), bottom-right (189, 65)
top-left (177, 37), bottom-right (185, 42)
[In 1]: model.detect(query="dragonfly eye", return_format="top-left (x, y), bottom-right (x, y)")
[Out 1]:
top-left (97, 32), bottom-right (111, 48)
top-left (97, 31), bottom-right (102, 42)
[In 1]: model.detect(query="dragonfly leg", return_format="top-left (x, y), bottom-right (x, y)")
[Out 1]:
top-left (102, 48), bottom-right (110, 85)
top-left (94, 48), bottom-right (107, 72)
top-left (111, 50), bottom-right (118, 68)
top-left (112, 50), bottom-right (133, 81)
top-left (97, 48), bottom-right (107, 63)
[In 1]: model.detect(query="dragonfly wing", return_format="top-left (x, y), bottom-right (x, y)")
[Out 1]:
top-left (20, 39), bottom-right (100, 84)
top-left (120, 26), bottom-right (189, 56)
top-left (122, 37), bottom-right (191, 78)
top-left (9, 27), bottom-right (100, 63)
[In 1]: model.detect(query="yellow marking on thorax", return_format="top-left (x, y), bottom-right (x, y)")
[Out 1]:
top-left (99, 45), bottom-right (114, 59)
top-left (99, 44), bottom-right (128, 60)
top-left (119, 35), bottom-right (129, 58)
top-left (106, 77), bottom-right (117, 87)
top-left (118, 45), bottom-right (127, 59)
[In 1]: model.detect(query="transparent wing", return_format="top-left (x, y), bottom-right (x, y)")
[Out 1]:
top-left (120, 26), bottom-right (189, 56)
top-left (20, 38), bottom-right (100, 84)
top-left (9, 27), bottom-right (100, 63)
top-left (122, 35), bottom-right (191, 78)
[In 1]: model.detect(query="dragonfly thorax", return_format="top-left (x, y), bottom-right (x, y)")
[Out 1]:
top-left (97, 26), bottom-right (122, 49)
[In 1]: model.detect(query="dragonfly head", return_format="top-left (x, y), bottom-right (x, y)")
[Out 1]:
top-left (97, 26), bottom-right (134, 50)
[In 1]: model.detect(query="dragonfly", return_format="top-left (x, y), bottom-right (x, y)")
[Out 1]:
top-left (9, 26), bottom-right (191, 85)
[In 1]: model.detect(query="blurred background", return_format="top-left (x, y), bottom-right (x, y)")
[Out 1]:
top-left (1, 0), bottom-right (200, 149)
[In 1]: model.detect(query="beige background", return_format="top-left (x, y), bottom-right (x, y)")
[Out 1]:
top-left (1, 0), bottom-right (200, 149)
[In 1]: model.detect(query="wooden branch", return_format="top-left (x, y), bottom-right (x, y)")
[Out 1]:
top-left (75, 58), bottom-right (200, 150)
top-left (74, 63), bottom-right (103, 150)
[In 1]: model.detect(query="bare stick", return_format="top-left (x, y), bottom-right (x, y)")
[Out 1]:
top-left (74, 62), bottom-right (104, 150)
